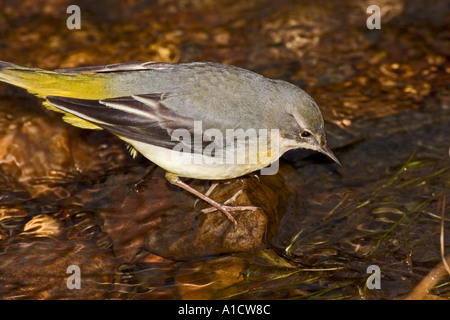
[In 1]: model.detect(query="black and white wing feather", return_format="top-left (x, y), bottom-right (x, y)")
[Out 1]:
top-left (46, 93), bottom-right (219, 153)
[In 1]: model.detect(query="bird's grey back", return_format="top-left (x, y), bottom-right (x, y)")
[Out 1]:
top-left (104, 62), bottom-right (295, 130)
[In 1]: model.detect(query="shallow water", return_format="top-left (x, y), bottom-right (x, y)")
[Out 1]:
top-left (0, 0), bottom-right (449, 299)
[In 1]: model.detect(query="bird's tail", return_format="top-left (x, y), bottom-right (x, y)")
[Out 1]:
top-left (0, 61), bottom-right (112, 130)
top-left (0, 60), bottom-right (110, 99)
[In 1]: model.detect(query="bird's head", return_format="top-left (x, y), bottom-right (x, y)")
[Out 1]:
top-left (276, 81), bottom-right (342, 166)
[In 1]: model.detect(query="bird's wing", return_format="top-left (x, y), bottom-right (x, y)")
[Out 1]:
top-left (55, 61), bottom-right (175, 73)
top-left (46, 93), bottom-right (228, 154)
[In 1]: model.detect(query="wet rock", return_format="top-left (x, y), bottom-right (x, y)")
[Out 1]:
top-left (20, 214), bottom-right (62, 238)
top-left (97, 164), bottom-right (291, 261)
top-left (0, 238), bottom-right (116, 299)
top-left (145, 167), bottom-right (290, 260)
top-left (98, 169), bottom-right (175, 261)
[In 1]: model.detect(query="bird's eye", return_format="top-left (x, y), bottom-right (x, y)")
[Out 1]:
top-left (301, 131), bottom-right (311, 138)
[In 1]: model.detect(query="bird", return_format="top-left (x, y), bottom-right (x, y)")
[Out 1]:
top-left (0, 60), bottom-right (341, 225)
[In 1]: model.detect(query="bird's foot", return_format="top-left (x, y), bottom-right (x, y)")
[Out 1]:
top-left (200, 188), bottom-right (260, 225)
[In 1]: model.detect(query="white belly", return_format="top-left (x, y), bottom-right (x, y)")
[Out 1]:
top-left (120, 137), bottom-right (280, 180)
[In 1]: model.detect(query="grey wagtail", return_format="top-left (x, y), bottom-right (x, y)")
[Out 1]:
top-left (0, 60), bottom-right (341, 225)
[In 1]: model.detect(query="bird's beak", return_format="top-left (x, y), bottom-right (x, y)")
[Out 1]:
top-left (319, 144), bottom-right (342, 167)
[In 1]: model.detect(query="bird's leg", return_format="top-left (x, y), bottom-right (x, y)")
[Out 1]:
top-left (193, 181), bottom-right (220, 209)
top-left (193, 179), bottom-right (260, 216)
top-left (166, 172), bottom-right (259, 226)
top-left (128, 163), bottom-right (157, 193)
top-left (165, 172), bottom-right (239, 226)
top-left (200, 185), bottom-right (259, 214)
